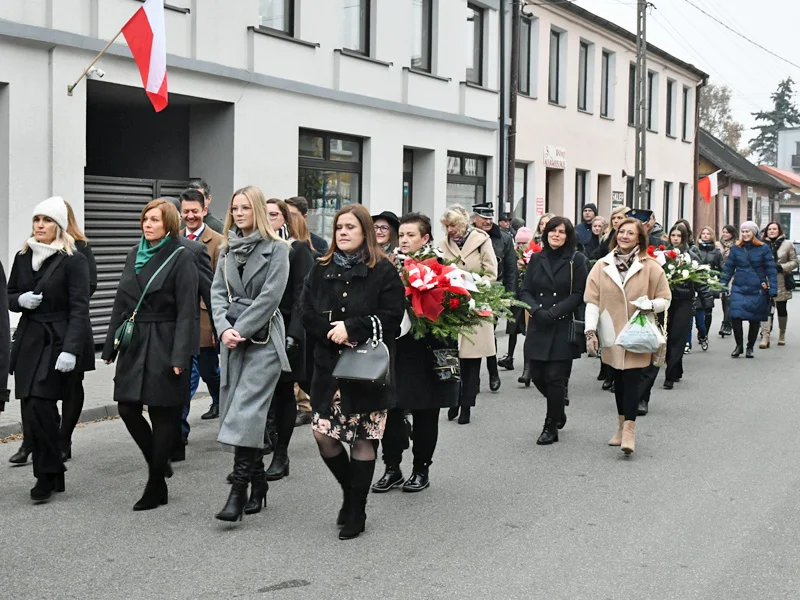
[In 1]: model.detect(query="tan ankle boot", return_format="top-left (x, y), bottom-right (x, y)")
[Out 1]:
top-left (778, 316), bottom-right (787, 346)
top-left (759, 321), bottom-right (771, 349)
top-left (609, 416), bottom-right (624, 446)
top-left (621, 421), bottom-right (636, 455)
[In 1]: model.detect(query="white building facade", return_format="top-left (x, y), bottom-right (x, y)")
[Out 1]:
top-left (511, 0), bottom-right (707, 229)
top-left (777, 128), bottom-right (800, 175)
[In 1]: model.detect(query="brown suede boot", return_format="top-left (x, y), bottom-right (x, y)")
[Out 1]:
top-left (621, 421), bottom-right (636, 455)
top-left (759, 321), bottom-right (771, 349)
top-left (778, 316), bottom-right (787, 346)
top-left (609, 416), bottom-right (625, 446)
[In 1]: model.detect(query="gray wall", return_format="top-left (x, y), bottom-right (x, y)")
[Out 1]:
top-left (189, 103), bottom-right (235, 219)
top-left (0, 83), bottom-right (8, 265)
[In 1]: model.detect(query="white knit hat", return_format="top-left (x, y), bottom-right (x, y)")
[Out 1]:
top-left (32, 196), bottom-right (69, 231)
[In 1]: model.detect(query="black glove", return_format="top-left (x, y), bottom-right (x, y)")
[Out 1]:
top-left (534, 308), bottom-right (555, 325)
top-left (285, 336), bottom-right (300, 359)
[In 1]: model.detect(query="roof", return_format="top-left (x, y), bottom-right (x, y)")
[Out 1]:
top-left (699, 129), bottom-right (785, 189)
top-left (535, 0), bottom-right (708, 81)
top-left (759, 165), bottom-right (800, 189)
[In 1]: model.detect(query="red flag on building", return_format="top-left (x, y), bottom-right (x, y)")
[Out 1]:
top-left (698, 171), bottom-right (720, 204)
top-left (122, 0), bottom-right (168, 112)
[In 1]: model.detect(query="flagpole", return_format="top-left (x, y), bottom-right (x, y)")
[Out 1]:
top-left (66, 28), bottom-right (123, 96)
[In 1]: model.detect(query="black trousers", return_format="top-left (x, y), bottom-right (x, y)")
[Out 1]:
top-left (665, 298), bottom-right (694, 382)
top-left (382, 407), bottom-right (440, 470)
top-left (267, 380), bottom-right (296, 454)
top-left (530, 359), bottom-right (571, 421)
top-left (732, 318), bottom-right (760, 348)
top-left (459, 358), bottom-right (481, 407)
top-left (640, 364), bottom-right (660, 405)
top-left (59, 375), bottom-right (85, 451)
top-left (484, 333), bottom-right (498, 377)
top-left (722, 295), bottom-right (731, 324)
top-left (118, 403), bottom-right (181, 473)
top-left (609, 367), bottom-right (644, 421)
top-left (22, 397), bottom-right (65, 478)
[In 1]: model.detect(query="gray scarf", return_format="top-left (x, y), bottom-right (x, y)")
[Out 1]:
top-left (333, 249), bottom-right (363, 269)
top-left (228, 228), bottom-right (263, 266)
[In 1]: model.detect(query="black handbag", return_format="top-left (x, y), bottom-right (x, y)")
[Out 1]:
top-left (568, 259), bottom-right (587, 353)
top-left (431, 348), bottom-right (460, 383)
top-left (785, 272), bottom-right (796, 291)
top-left (223, 254), bottom-right (272, 342)
top-left (332, 316), bottom-right (391, 386)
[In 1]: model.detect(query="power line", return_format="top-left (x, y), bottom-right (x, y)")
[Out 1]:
top-left (680, 0), bottom-right (800, 71)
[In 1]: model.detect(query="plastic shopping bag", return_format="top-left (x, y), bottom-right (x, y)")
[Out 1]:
top-left (615, 310), bottom-right (664, 354)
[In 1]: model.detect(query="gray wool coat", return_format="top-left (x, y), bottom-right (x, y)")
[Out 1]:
top-left (211, 237), bottom-right (291, 448)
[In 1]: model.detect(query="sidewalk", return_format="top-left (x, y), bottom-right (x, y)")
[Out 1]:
top-left (0, 358), bottom-right (210, 438)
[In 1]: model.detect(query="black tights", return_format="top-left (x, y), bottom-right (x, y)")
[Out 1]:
top-left (506, 333), bottom-right (517, 358)
top-left (732, 318), bottom-right (760, 348)
top-left (610, 367), bottom-right (644, 421)
top-left (118, 403), bottom-right (181, 472)
top-left (269, 381), bottom-right (296, 454)
top-left (22, 397), bottom-right (65, 478)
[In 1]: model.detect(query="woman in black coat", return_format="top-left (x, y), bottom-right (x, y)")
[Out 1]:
top-left (299, 204), bottom-right (405, 540)
top-left (101, 199), bottom-right (199, 511)
top-left (0, 261), bottom-right (9, 415)
top-left (520, 217), bottom-right (588, 445)
top-left (372, 213), bottom-right (458, 495)
top-left (8, 196), bottom-right (91, 501)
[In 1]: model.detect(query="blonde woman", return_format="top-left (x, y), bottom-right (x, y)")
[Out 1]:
top-left (439, 204), bottom-right (498, 425)
top-left (210, 186), bottom-right (291, 522)
top-left (592, 205), bottom-right (631, 260)
top-left (534, 212), bottom-right (556, 245)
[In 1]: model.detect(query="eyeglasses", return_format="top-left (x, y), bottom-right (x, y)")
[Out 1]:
top-left (374, 225), bottom-right (391, 233)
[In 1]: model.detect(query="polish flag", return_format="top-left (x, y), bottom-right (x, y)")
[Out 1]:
top-left (122, 0), bottom-right (168, 112)
top-left (698, 171), bottom-right (720, 204)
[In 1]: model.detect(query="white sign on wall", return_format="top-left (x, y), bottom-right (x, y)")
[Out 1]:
top-left (759, 197), bottom-right (770, 226)
top-left (544, 146), bottom-right (567, 169)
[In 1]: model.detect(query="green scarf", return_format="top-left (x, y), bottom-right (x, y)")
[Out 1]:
top-left (135, 235), bottom-right (171, 274)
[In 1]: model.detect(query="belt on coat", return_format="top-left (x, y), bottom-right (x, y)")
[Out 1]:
top-left (27, 311), bottom-right (69, 323)
top-left (133, 312), bottom-right (178, 323)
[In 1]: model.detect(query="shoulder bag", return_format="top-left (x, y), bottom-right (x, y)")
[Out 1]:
top-left (568, 257), bottom-right (587, 353)
top-left (114, 246), bottom-right (184, 354)
top-left (223, 254), bottom-right (274, 344)
top-left (332, 315), bottom-right (391, 386)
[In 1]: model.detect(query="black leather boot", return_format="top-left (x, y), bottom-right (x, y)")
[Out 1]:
top-left (322, 451), bottom-right (351, 527)
top-left (30, 476), bottom-right (54, 502)
top-left (371, 464), bottom-right (403, 493)
top-left (458, 406), bottom-right (471, 425)
top-left (9, 445), bottom-right (31, 465)
top-left (339, 458), bottom-right (375, 540)
top-left (215, 447), bottom-right (256, 522)
top-left (133, 467), bottom-right (168, 511)
top-left (637, 399), bottom-right (649, 416)
top-left (201, 404), bottom-right (219, 420)
top-left (402, 467), bottom-right (430, 492)
top-left (517, 363), bottom-right (532, 386)
top-left (746, 346), bottom-right (754, 358)
top-left (265, 448), bottom-right (290, 481)
top-left (245, 451), bottom-right (268, 515)
top-left (731, 344), bottom-right (743, 358)
top-left (447, 406), bottom-right (459, 421)
top-left (497, 355), bottom-right (514, 370)
top-left (489, 374), bottom-right (501, 392)
top-left (536, 418), bottom-right (559, 445)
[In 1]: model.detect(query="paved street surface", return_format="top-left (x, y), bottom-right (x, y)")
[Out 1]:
top-left (2, 307), bottom-right (800, 599)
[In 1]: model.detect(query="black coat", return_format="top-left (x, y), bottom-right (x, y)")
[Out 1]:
top-left (299, 257), bottom-right (405, 414)
top-left (279, 240), bottom-right (315, 381)
top-left (0, 261), bottom-right (10, 411)
top-left (8, 250), bottom-right (92, 400)
top-left (395, 333), bottom-right (458, 410)
top-left (76, 241), bottom-right (98, 296)
top-left (177, 236), bottom-right (214, 354)
top-left (520, 250), bottom-right (588, 362)
top-left (487, 224), bottom-right (517, 292)
top-left (101, 237), bottom-right (199, 406)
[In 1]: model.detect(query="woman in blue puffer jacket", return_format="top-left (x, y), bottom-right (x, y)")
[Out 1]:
top-left (720, 221), bottom-right (778, 358)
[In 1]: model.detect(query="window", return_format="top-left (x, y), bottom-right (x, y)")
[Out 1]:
top-left (519, 17), bottom-right (532, 95)
top-left (679, 183), bottom-right (688, 219)
top-left (297, 129), bottom-right (363, 241)
top-left (259, 0), bottom-right (293, 35)
top-left (646, 178), bottom-right (653, 209)
top-left (626, 176), bottom-right (635, 208)
top-left (575, 169), bottom-right (588, 222)
top-left (343, 0), bottom-right (370, 54)
top-left (403, 149), bottom-right (414, 214)
top-left (411, 0), bottom-right (433, 72)
top-left (578, 41), bottom-right (589, 111)
top-left (733, 195), bottom-right (741, 225)
top-left (600, 50), bottom-right (613, 118)
top-left (548, 29), bottom-right (562, 104)
top-left (682, 85), bottom-right (691, 140)
top-left (647, 71), bottom-right (658, 131)
top-left (628, 63), bottom-right (636, 126)
top-left (514, 163), bottom-right (528, 218)
top-left (663, 181), bottom-right (672, 227)
top-left (747, 196), bottom-right (753, 220)
top-left (666, 79), bottom-right (677, 136)
top-left (466, 4), bottom-right (484, 85)
top-left (446, 153), bottom-right (486, 207)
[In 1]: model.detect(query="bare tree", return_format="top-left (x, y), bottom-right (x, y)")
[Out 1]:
top-left (699, 83), bottom-right (747, 155)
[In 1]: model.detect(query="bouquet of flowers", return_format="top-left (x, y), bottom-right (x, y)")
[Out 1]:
top-left (647, 245), bottom-right (724, 291)
top-left (516, 241), bottom-right (542, 288)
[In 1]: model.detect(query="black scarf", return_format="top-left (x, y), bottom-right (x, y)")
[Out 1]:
top-left (333, 249), bottom-right (363, 269)
top-left (766, 235), bottom-right (785, 262)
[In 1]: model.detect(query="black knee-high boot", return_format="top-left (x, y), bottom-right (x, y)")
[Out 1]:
top-left (322, 451), bottom-right (351, 526)
top-left (216, 447), bottom-right (257, 522)
top-left (339, 458), bottom-right (376, 540)
top-left (245, 449), bottom-right (268, 514)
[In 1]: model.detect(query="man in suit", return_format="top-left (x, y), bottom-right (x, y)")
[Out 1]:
top-left (188, 179), bottom-right (225, 234)
top-left (285, 196), bottom-right (329, 253)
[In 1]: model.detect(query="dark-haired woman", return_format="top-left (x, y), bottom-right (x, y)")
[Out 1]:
top-left (102, 199), bottom-right (199, 511)
top-left (8, 196), bottom-right (92, 501)
top-left (372, 211), bottom-right (400, 260)
top-left (718, 225), bottom-right (738, 337)
top-left (720, 221), bottom-right (778, 358)
top-left (759, 221), bottom-right (797, 348)
top-left (520, 217), bottom-right (588, 445)
top-left (692, 227), bottom-right (722, 352)
top-left (300, 204), bottom-right (405, 540)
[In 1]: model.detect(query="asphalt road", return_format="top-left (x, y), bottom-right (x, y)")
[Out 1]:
top-left (2, 315), bottom-right (800, 600)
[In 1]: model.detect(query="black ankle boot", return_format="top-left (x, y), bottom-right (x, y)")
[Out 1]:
top-left (339, 458), bottom-right (375, 540)
top-left (497, 355), bottom-right (514, 370)
top-left (731, 344), bottom-right (743, 358)
top-left (517, 363), bottom-right (532, 386)
top-left (402, 467), bottom-right (430, 492)
top-left (10, 445), bottom-right (31, 465)
top-left (265, 449), bottom-right (290, 481)
top-left (536, 418), bottom-right (559, 445)
top-left (458, 406), bottom-right (471, 425)
top-left (245, 451), bottom-right (268, 515)
top-left (30, 476), bottom-right (55, 502)
top-left (133, 467), bottom-right (168, 511)
top-left (215, 447), bottom-right (256, 522)
top-left (322, 451), bottom-right (351, 526)
top-left (447, 406), bottom-right (459, 421)
top-left (746, 346), bottom-right (754, 358)
top-left (371, 464), bottom-right (403, 493)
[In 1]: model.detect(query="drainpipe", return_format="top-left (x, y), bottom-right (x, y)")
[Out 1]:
top-left (693, 76), bottom-right (707, 230)
top-left (498, 0), bottom-right (507, 215)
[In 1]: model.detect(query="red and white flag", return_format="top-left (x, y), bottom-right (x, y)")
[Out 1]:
top-left (698, 170), bottom-right (720, 204)
top-left (122, 0), bottom-right (168, 112)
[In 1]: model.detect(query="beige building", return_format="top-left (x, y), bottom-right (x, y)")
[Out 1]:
top-left (512, 0), bottom-right (707, 228)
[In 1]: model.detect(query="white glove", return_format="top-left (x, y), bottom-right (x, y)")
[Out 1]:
top-left (55, 352), bottom-right (77, 373)
top-left (19, 291), bottom-right (43, 310)
top-left (631, 296), bottom-right (653, 312)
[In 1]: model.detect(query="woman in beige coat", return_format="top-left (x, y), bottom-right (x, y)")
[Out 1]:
top-left (760, 221), bottom-right (798, 348)
top-left (439, 205), bottom-right (498, 424)
top-left (584, 218), bottom-right (671, 455)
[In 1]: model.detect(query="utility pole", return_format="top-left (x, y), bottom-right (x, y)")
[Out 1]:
top-left (506, 0), bottom-right (521, 216)
top-left (634, 0), bottom-right (648, 209)
top-left (499, 0), bottom-right (507, 214)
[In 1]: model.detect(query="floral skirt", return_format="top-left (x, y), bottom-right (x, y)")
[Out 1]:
top-left (311, 399), bottom-right (387, 444)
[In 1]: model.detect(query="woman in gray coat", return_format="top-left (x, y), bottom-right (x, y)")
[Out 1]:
top-left (211, 185), bottom-right (290, 523)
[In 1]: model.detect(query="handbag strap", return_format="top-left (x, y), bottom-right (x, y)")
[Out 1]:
top-left (33, 253), bottom-right (66, 295)
top-left (131, 246), bottom-right (184, 319)
top-left (369, 315), bottom-right (384, 347)
top-left (223, 254), bottom-right (234, 302)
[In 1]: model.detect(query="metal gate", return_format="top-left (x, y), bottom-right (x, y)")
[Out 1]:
top-left (84, 175), bottom-right (190, 345)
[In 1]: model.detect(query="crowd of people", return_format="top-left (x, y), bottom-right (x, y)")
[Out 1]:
top-left (1, 187), bottom-right (793, 540)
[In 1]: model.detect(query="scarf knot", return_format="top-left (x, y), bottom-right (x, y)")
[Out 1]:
top-left (613, 246), bottom-right (639, 276)
top-left (228, 229), bottom-right (264, 266)
top-left (333, 250), bottom-right (363, 269)
top-left (135, 235), bottom-right (171, 274)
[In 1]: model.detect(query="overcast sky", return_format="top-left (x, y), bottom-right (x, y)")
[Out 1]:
top-left (571, 0), bottom-right (800, 145)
